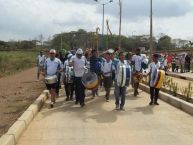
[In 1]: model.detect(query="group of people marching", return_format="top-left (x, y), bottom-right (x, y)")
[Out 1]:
top-left (37, 47), bottom-right (162, 109)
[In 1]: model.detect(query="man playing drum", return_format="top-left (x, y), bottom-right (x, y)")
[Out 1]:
top-left (44, 49), bottom-right (63, 108)
top-left (37, 51), bottom-right (46, 80)
top-left (70, 48), bottom-right (87, 107)
top-left (114, 52), bottom-right (131, 111)
top-left (90, 49), bottom-right (101, 99)
top-left (132, 48), bottom-right (144, 96)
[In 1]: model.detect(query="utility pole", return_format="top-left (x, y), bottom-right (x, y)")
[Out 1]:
top-left (118, 0), bottom-right (122, 50)
top-left (60, 32), bottom-right (62, 50)
top-left (94, 0), bottom-right (113, 50)
top-left (149, 0), bottom-right (153, 61)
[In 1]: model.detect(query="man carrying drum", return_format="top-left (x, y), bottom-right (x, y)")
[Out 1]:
top-left (101, 52), bottom-right (115, 102)
top-left (70, 48), bottom-right (87, 107)
top-left (114, 52), bottom-right (131, 111)
top-left (131, 48), bottom-right (144, 96)
top-left (148, 54), bottom-right (161, 105)
top-left (44, 49), bottom-right (63, 108)
top-left (90, 49), bottom-right (101, 99)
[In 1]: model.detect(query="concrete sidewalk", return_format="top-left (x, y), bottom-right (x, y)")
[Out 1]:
top-left (17, 88), bottom-right (193, 145)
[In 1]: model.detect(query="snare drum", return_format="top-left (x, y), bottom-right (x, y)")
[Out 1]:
top-left (44, 75), bottom-right (58, 85)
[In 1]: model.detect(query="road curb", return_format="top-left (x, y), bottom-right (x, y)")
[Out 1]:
top-left (0, 90), bottom-right (49, 145)
top-left (166, 72), bottom-right (193, 81)
top-left (139, 83), bottom-right (193, 116)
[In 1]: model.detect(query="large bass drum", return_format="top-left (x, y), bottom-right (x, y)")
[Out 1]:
top-left (82, 72), bottom-right (99, 90)
top-left (44, 75), bottom-right (58, 84)
top-left (150, 69), bottom-right (165, 89)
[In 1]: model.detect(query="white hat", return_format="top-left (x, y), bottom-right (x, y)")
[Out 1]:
top-left (107, 48), bottom-right (114, 54)
top-left (76, 48), bottom-right (83, 54)
top-left (49, 49), bottom-right (56, 54)
top-left (67, 53), bottom-right (73, 59)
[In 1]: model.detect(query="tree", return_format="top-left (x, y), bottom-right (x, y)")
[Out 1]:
top-left (157, 35), bottom-right (172, 51)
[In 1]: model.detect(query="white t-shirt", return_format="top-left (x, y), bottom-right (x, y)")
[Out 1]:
top-left (45, 58), bottom-right (63, 76)
top-left (37, 55), bottom-right (46, 66)
top-left (164, 59), bottom-right (167, 67)
top-left (70, 55), bottom-right (87, 77)
top-left (101, 60), bottom-right (114, 77)
top-left (149, 61), bottom-right (161, 80)
top-left (132, 55), bottom-right (143, 71)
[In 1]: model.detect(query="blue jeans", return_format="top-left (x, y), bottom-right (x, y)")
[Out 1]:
top-left (74, 77), bottom-right (85, 105)
top-left (114, 82), bottom-right (126, 107)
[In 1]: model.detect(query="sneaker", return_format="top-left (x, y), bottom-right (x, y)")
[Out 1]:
top-left (154, 102), bottom-right (159, 105)
top-left (115, 105), bottom-right (119, 110)
top-left (80, 103), bottom-right (85, 107)
top-left (50, 102), bottom-right (54, 108)
top-left (120, 107), bottom-right (125, 111)
top-left (106, 99), bottom-right (109, 102)
top-left (65, 98), bottom-right (69, 101)
top-left (149, 101), bottom-right (153, 105)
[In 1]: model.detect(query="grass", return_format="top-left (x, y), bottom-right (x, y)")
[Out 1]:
top-left (0, 51), bottom-right (39, 77)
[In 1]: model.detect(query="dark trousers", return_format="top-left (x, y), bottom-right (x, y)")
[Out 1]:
top-left (56, 73), bottom-right (61, 95)
top-left (74, 77), bottom-right (85, 105)
top-left (150, 87), bottom-right (160, 103)
top-left (115, 83), bottom-right (126, 107)
top-left (65, 83), bottom-right (74, 99)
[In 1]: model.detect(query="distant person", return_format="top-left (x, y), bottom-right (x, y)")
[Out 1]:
top-left (185, 54), bottom-right (191, 72)
top-left (37, 51), bottom-right (46, 80)
top-left (44, 49), bottom-right (63, 108)
top-left (163, 55), bottom-right (168, 72)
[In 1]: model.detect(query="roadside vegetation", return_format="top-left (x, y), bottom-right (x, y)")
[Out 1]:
top-left (0, 51), bottom-right (38, 77)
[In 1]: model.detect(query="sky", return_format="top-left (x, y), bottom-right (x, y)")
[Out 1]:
top-left (0, 0), bottom-right (193, 41)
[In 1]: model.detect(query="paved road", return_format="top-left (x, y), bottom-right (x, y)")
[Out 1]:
top-left (17, 88), bottom-right (193, 145)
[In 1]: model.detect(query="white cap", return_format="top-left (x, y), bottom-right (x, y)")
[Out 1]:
top-left (67, 53), bottom-right (73, 59)
top-left (76, 48), bottom-right (83, 54)
top-left (49, 49), bottom-right (56, 54)
top-left (107, 48), bottom-right (114, 54)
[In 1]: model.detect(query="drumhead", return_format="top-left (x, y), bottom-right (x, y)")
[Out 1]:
top-left (82, 72), bottom-right (99, 90)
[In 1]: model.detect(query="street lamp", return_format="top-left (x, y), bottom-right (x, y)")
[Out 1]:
top-left (94, 0), bottom-right (113, 50)
top-left (149, 0), bottom-right (153, 61)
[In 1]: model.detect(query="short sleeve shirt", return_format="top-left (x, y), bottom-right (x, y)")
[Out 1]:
top-left (70, 55), bottom-right (87, 77)
top-left (45, 58), bottom-right (63, 76)
top-left (132, 55), bottom-right (143, 72)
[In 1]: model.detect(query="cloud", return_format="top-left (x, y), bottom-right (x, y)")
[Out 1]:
top-left (0, 0), bottom-right (193, 41)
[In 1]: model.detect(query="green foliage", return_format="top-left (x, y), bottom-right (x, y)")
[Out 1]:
top-left (0, 51), bottom-right (38, 77)
top-left (157, 35), bottom-right (172, 51)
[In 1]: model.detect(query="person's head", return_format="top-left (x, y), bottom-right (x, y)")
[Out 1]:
top-left (49, 49), bottom-right (56, 60)
top-left (91, 49), bottom-right (98, 57)
top-left (153, 54), bottom-right (159, 63)
top-left (119, 51), bottom-right (125, 62)
top-left (76, 48), bottom-right (83, 59)
top-left (136, 48), bottom-right (141, 55)
top-left (106, 52), bottom-right (111, 62)
top-left (67, 53), bottom-right (73, 60)
top-left (40, 51), bottom-right (43, 56)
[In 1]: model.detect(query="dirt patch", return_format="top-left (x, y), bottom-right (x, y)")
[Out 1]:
top-left (0, 68), bottom-right (45, 137)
